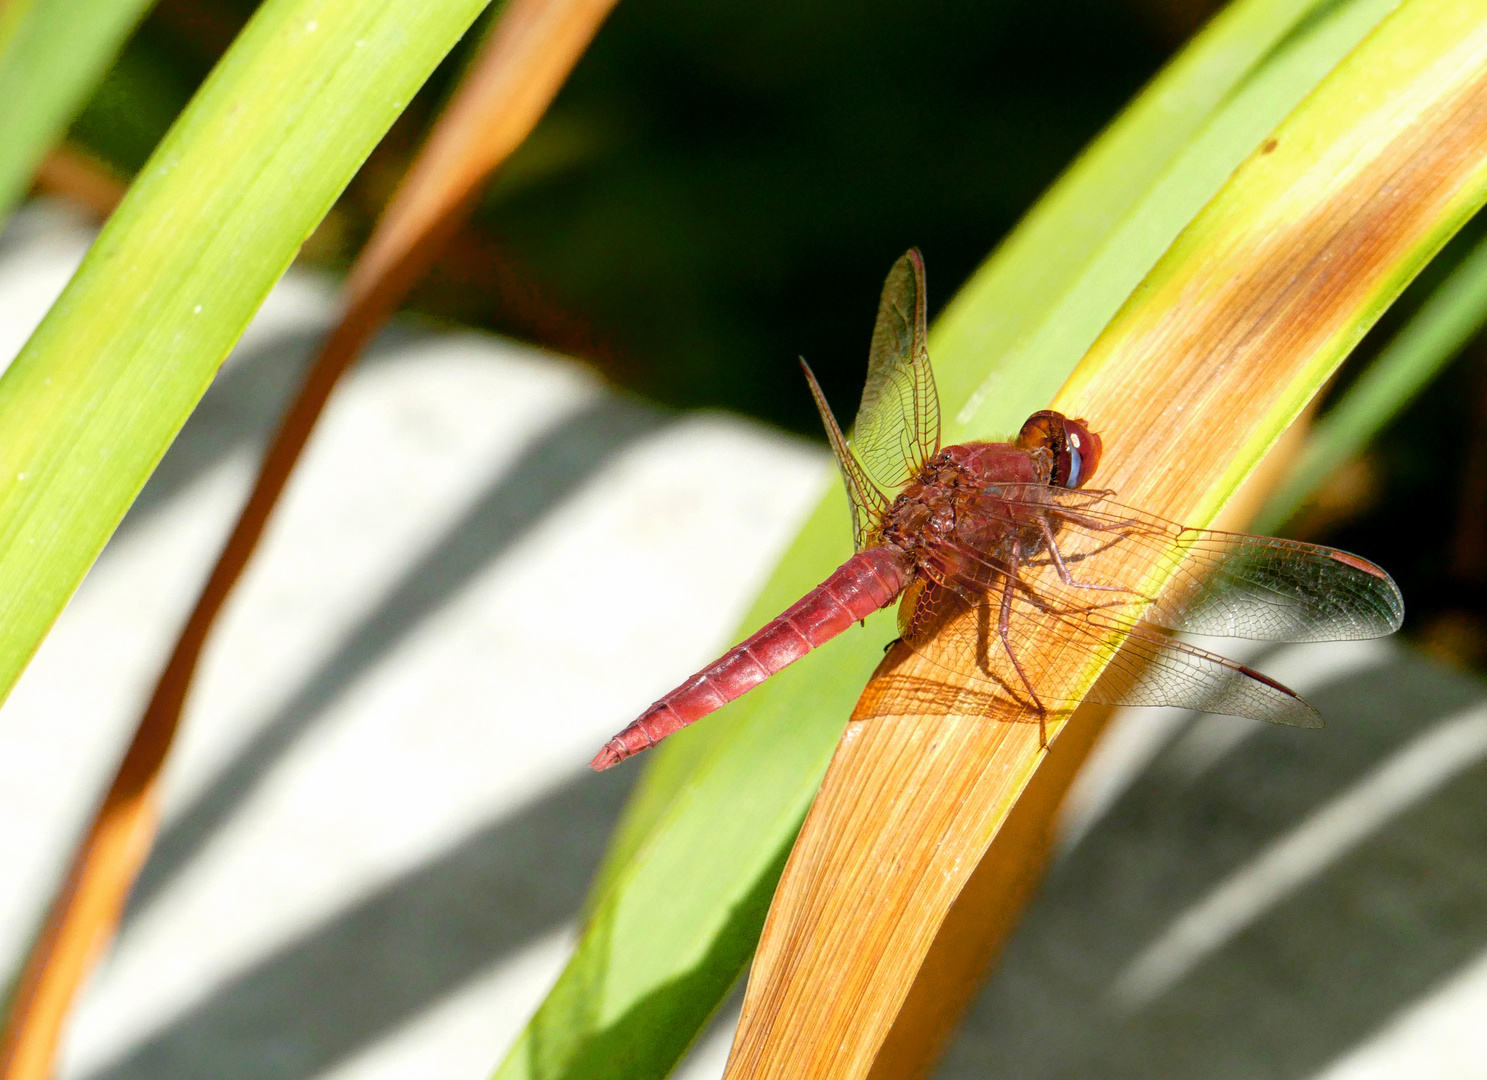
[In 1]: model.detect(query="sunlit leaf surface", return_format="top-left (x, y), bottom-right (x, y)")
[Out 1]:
top-left (1258, 228), bottom-right (1487, 532)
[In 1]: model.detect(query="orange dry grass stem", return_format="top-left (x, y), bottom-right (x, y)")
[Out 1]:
top-left (31, 147), bottom-right (126, 220)
top-left (0, 786), bottom-right (156, 1080)
top-left (723, 20), bottom-right (1487, 1080)
top-left (0, 0), bottom-right (618, 1075)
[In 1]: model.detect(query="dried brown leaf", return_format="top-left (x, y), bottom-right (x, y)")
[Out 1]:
top-left (723, 8), bottom-right (1487, 1077)
top-left (30, 145), bottom-right (126, 219)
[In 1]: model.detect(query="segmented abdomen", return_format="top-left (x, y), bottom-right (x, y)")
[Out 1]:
top-left (589, 543), bottom-right (912, 770)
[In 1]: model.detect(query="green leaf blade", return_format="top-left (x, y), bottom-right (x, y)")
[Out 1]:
top-left (0, 0), bottom-right (493, 700)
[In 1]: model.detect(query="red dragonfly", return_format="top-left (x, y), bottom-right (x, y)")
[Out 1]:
top-left (590, 250), bottom-right (1403, 771)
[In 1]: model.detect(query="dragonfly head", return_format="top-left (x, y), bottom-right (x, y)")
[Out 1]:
top-left (1016, 411), bottom-right (1103, 489)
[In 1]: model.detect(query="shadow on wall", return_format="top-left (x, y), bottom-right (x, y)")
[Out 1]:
top-left (87, 767), bottom-right (637, 1080)
top-left (937, 651), bottom-right (1487, 1080)
top-left (123, 387), bottom-right (670, 919)
top-left (79, 324), bottom-right (672, 1080)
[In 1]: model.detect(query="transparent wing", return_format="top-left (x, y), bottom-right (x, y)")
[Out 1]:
top-left (1084, 621), bottom-right (1321, 726)
top-left (801, 359), bottom-right (890, 551)
top-left (866, 556), bottom-right (1320, 729)
top-left (850, 249), bottom-right (941, 492)
top-left (955, 486), bottom-right (1404, 642)
top-left (858, 486), bottom-right (1403, 729)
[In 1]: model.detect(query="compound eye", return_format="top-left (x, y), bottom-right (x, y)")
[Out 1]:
top-left (1063, 441), bottom-right (1084, 488)
top-left (1016, 410), bottom-right (1064, 454)
top-left (1017, 410), bottom-right (1072, 485)
top-left (1016, 411), bottom-right (1103, 488)
top-left (1060, 419), bottom-right (1102, 488)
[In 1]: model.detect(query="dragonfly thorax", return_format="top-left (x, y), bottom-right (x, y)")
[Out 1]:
top-left (880, 441), bottom-right (1055, 574)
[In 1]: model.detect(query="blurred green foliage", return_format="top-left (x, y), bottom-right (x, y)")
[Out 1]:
top-left (1329, 215), bottom-right (1487, 670)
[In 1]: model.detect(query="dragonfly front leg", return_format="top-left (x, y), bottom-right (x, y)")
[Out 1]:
top-left (998, 543), bottom-right (1050, 746)
top-left (1051, 504), bottom-right (1144, 534)
top-left (1025, 526), bottom-right (1133, 569)
top-left (1037, 517), bottom-right (1127, 593)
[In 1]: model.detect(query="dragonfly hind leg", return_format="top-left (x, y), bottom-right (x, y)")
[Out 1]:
top-left (1024, 523), bottom-right (1130, 570)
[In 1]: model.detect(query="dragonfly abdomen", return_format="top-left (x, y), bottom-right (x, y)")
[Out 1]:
top-left (589, 544), bottom-right (913, 770)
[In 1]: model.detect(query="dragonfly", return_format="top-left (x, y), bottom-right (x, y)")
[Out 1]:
top-left (590, 250), bottom-right (1403, 771)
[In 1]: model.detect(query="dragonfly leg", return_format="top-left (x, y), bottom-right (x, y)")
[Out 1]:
top-left (1024, 527), bottom-right (1133, 569)
top-left (1037, 516), bottom-right (1130, 593)
top-left (976, 594), bottom-right (992, 675)
top-left (1051, 505), bottom-right (1144, 534)
top-left (967, 547), bottom-right (1136, 621)
top-left (999, 545), bottom-right (1050, 746)
top-left (1012, 576), bottom-right (1140, 619)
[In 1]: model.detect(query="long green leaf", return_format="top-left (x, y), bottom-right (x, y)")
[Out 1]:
top-left (0, 0), bottom-right (158, 225)
top-left (0, 0), bottom-right (494, 693)
top-left (1256, 225), bottom-right (1487, 531)
top-left (493, 0), bottom-right (1406, 1076)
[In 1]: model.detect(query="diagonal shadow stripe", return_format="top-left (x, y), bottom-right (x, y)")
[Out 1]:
top-left (115, 324), bottom-right (438, 539)
top-left (124, 394), bottom-right (671, 921)
top-left (85, 766), bottom-right (637, 1080)
top-left (113, 327), bottom-right (325, 539)
top-left (935, 651), bottom-right (1487, 1080)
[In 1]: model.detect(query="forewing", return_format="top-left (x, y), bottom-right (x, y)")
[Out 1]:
top-left (857, 481), bottom-right (1398, 729)
top-left (1144, 530), bottom-right (1404, 641)
top-left (851, 249), bottom-right (941, 492)
top-left (801, 359), bottom-right (890, 551)
top-left (955, 487), bottom-right (1404, 643)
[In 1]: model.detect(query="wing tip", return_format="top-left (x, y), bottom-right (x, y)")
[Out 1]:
top-left (1259, 678), bottom-right (1325, 729)
top-left (1335, 549), bottom-right (1407, 635)
top-left (1282, 703), bottom-right (1326, 730)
